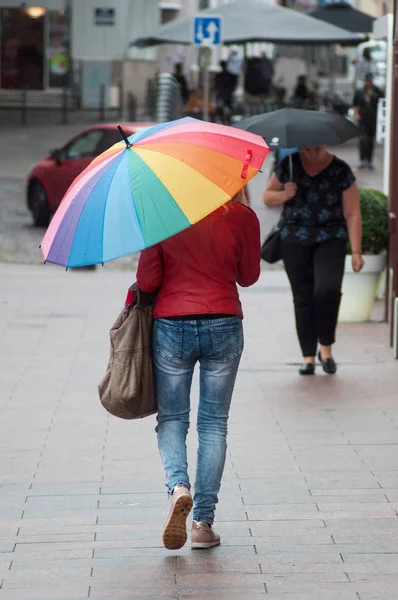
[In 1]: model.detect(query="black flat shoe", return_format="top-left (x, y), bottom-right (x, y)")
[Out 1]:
top-left (299, 363), bottom-right (315, 376)
top-left (318, 351), bottom-right (337, 375)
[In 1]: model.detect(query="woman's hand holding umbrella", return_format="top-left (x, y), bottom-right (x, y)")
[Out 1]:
top-left (284, 182), bottom-right (297, 201)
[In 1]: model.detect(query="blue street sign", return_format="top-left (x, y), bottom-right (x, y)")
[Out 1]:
top-left (193, 15), bottom-right (222, 46)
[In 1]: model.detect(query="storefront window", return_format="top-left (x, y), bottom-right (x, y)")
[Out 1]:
top-left (48, 10), bottom-right (70, 88)
top-left (0, 8), bottom-right (44, 90)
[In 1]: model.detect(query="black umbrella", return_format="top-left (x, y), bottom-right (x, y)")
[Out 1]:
top-left (308, 1), bottom-right (375, 34)
top-left (236, 108), bottom-right (360, 149)
top-left (236, 108), bottom-right (360, 179)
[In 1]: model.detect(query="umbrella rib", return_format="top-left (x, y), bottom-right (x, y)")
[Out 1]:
top-left (100, 150), bottom-right (128, 265)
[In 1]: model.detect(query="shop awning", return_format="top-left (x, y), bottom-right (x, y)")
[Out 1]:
top-left (308, 1), bottom-right (375, 34)
top-left (131, 0), bottom-right (365, 47)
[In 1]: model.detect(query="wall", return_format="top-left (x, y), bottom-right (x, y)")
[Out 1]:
top-left (71, 0), bottom-right (130, 60)
top-left (355, 0), bottom-right (388, 17)
top-left (122, 59), bottom-right (158, 107)
top-left (71, 0), bottom-right (159, 109)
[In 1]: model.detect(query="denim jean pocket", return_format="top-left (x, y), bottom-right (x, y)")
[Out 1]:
top-left (209, 322), bottom-right (244, 361)
top-left (155, 320), bottom-right (183, 361)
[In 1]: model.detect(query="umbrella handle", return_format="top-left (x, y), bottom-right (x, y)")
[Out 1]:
top-left (241, 149), bottom-right (253, 179)
top-left (118, 125), bottom-right (132, 148)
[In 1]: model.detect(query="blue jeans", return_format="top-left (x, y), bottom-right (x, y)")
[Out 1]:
top-left (153, 316), bottom-right (243, 525)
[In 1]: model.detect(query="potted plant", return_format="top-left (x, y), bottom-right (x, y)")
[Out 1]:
top-left (339, 188), bottom-right (389, 323)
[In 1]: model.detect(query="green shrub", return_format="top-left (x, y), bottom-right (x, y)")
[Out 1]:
top-left (347, 188), bottom-right (389, 255)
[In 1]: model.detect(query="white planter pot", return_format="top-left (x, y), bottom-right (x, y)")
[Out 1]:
top-left (339, 253), bottom-right (386, 323)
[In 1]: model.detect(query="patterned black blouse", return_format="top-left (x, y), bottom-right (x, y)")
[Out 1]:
top-left (275, 152), bottom-right (356, 245)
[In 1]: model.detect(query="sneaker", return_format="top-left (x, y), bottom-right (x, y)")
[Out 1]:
top-left (368, 162), bottom-right (375, 170)
top-left (162, 485), bottom-right (193, 550)
top-left (357, 161), bottom-right (366, 169)
top-left (191, 521), bottom-right (221, 549)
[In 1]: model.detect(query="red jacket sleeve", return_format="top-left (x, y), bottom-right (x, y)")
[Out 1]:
top-left (237, 207), bottom-right (261, 288)
top-left (136, 245), bottom-right (163, 293)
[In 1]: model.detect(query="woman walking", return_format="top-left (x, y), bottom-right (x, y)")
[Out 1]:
top-left (136, 191), bottom-right (260, 550)
top-left (263, 146), bottom-right (364, 375)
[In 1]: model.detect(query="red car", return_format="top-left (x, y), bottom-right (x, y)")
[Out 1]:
top-left (26, 122), bottom-right (154, 226)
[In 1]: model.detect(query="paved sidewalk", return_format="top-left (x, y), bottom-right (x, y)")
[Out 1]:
top-left (0, 262), bottom-right (397, 600)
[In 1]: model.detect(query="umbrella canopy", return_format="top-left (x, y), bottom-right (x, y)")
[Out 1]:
top-left (308, 1), bottom-right (375, 34)
top-left (132, 0), bottom-right (364, 47)
top-left (41, 117), bottom-right (269, 268)
top-left (235, 108), bottom-right (360, 148)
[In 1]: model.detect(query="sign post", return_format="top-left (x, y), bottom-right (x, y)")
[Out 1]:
top-left (193, 15), bottom-right (222, 121)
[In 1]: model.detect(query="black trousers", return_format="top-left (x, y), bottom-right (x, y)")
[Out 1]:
top-left (359, 124), bottom-right (376, 163)
top-left (281, 239), bottom-right (346, 357)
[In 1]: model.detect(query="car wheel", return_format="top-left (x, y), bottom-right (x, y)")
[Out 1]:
top-left (30, 182), bottom-right (50, 227)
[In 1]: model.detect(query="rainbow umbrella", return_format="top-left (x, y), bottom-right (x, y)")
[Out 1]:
top-left (41, 117), bottom-right (269, 268)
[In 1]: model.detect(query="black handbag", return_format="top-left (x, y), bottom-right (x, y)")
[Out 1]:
top-left (261, 221), bottom-right (283, 264)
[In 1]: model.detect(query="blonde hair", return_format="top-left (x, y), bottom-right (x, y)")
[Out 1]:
top-left (221, 189), bottom-right (246, 215)
top-left (232, 189), bottom-right (246, 204)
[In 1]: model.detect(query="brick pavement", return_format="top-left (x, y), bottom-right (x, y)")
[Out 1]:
top-left (0, 262), bottom-right (397, 600)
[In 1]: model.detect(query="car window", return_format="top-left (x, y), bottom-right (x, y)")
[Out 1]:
top-left (94, 129), bottom-right (127, 155)
top-left (64, 130), bottom-right (105, 160)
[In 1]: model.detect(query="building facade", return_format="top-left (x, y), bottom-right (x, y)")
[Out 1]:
top-left (0, 0), bottom-right (160, 105)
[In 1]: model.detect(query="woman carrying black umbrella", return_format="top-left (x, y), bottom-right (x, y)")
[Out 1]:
top-left (263, 145), bottom-right (364, 375)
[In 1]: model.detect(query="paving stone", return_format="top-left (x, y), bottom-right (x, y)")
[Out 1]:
top-left (93, 544), bottom-right (256, 558)
top-left (316, 503), bottom-right (397, 518)
top-left (309, 489), bottom-right (389, 502)
top-left (176, 557), bottom-right (261, 574)
top-left (0, 580), bottom-right (90, 594)
top-left (89, 585), bottom-right (179, 598)
top-left (176, 572), bottom-right (268, 592)
top-left (342, 553), bottom-right (398, 569)
top-left (0, 594), bottom-right (89, 600)
top-left (97, 493), bottom-right (166, 509)
top-left (265, 579), bottom-right (357, 594)
top-left (15, 533), bottom-right (95, 544)
top-left (249, 527), bottom-right (332, 545)
top-left (178, 595), bottom-right (266, 600)
top-left (305, 472), bottom-right (380, 490)
top-left (246, 503), bottom-right (320, 521)
top-left (91, 564), bottom-right (176, 584)
top-left (25, 496), bottom-right (99, 509)
top-left (263, 594), bottom-right (358, 600)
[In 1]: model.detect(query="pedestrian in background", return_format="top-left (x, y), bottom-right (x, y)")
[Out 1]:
top-left (353, 73), bottom-right (383, 170)
top-left (226, 48), bottom-right (242, 91)
top-left (263, 146), bottom-right (363, 375)
top-left (173, 62), bottom-right (189, 105)
top-left (136, 189), bottom-right (260, 551)
top-left (356, 47), bottom-right (376, 87)
top-left (292, 75), bottom-right (309, 109)
top-left (214, 60), bottom-right (236, 124)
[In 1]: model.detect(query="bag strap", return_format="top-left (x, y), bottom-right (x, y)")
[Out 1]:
top-left (125, 287), bottom-right (136, 307)
top-left (125, 283), bottom-right (157, 308)
top-left (125, 283), bottom-right (138, 307)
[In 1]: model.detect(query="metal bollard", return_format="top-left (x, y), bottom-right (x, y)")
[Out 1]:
top-left (99, 84), bottom-right (106, 122)
top-left (21, 88), bottom-right (27, 126)
top-left (62, 87), bottom-right (68, 125)
top-left (127, 92), bottom-right (137, 121)
top-left (118, 80), bottom-right (124, 119)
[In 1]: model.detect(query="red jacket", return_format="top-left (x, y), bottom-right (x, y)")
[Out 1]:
top-left (136, 201), bottom-right (261, 319)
